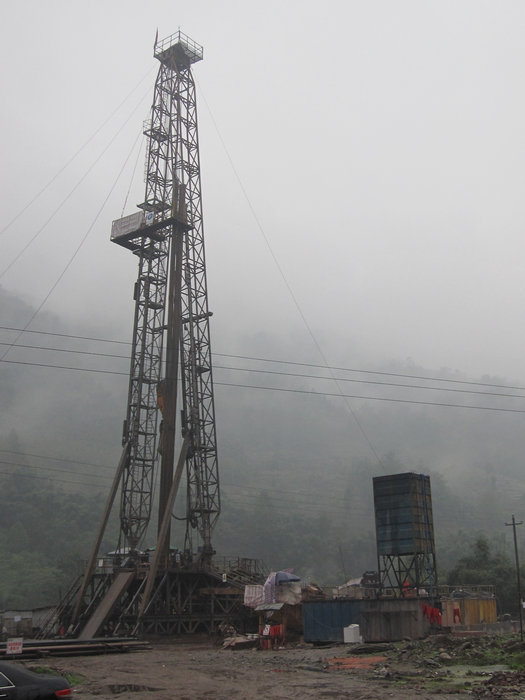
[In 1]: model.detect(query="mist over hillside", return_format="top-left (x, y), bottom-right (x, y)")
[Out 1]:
top-left (1, 285), bottom-right (524, 605)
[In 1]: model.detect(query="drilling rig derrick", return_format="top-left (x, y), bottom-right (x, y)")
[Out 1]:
top-left (62, 31), bottom-right (247, 640)
top-left (115, 29), bottom-right (220, 565)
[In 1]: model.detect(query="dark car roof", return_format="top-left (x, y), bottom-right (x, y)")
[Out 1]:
top-left (0, 661), bottom-right (71, 690)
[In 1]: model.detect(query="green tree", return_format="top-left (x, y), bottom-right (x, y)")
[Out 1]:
top-left (0, 465), bottom-right (105, 609)
top-left (446, 535), bottom-right (519, 615)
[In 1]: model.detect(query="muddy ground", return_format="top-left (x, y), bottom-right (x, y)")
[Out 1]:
top-left (22, 634), bottom-right (525, 699)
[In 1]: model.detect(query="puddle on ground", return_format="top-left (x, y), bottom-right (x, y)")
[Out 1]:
top-left (448, 664), bottom-right (508, 679)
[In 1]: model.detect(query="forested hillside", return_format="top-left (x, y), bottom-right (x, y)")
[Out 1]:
top-left (1, 286), bottom-right (525, 608)
top-left (0, 461), bottom-right (116, 609)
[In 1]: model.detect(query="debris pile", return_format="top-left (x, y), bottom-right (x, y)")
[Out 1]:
top-left (474, 671), bottom-right (525, 698)
top-left (367, 634), bottom-right (525, 698)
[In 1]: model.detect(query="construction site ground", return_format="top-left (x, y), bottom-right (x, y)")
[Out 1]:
top-left (22, 633), bottom-right (525, 699)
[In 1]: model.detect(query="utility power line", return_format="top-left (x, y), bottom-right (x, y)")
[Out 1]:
top-left (215, 381), bottom-right (525, 414)
top-left (0, 449), bottom-right (114, 471)
top-left (0, 448), bottom-right (364, 513)
top-left (0, 466), bottom-right (110, 490)
top-left (1, 325), bottom-right (523, 392)
top-left (2, 341), bottom-right (525, 401)
top-left (2, 359), bottom-right (128, 376)
top-left (0, 92), bottom-right (149, 282)
top-left (0, 326), bottom-right (130, 345)
top-left (1, 460), bottom-right (518, 520)
top-left (0, 341), bottom-right (128, 361)
top-left (2, 446), bottom-right (522, 520)
top-left (0, 459), bottom-right (113, 483)
top-left (0, 463), bottom-right (368, 516)
top-left (2, 354), bottom-right (525, 412)
top-left (0, 66), bottom-right (154, 240)
top-left (0, 458), bottom-right (367, 517)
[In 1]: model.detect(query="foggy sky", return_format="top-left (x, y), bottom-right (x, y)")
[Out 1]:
top-left (1, 0), bottom-right (525, 382)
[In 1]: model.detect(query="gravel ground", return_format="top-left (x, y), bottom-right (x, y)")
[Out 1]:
top-left (20, 639), bottom-right (515, 700)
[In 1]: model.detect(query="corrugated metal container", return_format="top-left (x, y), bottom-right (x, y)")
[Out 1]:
top-left (362, 599), bottom-right (429, 641)
top-left (374, 473), bottom-right (435, 556)
top-left (303, 600), bottom-right (361, 643)
top-left (441, 597), bottom-right (497, 626)
top-left (303, 599), bottom-right (429, 643)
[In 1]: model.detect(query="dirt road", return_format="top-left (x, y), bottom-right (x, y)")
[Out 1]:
top-left (25, 639), bottom-right (513, 700)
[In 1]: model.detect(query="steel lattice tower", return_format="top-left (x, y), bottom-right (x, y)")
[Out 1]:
top-left (60, 32), bottom-right (263, 640)
top-left (114, 31), bottom-right (220, 558)
top-left (75, 30), bottom-right (219, 573)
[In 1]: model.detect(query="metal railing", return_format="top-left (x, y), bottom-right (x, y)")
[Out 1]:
top-left (212, 557), bottom-right (268, 584)
top-left (154, 30), bottom-right (203, 64)
top-left (438, 584), bottom-right (495, 598)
